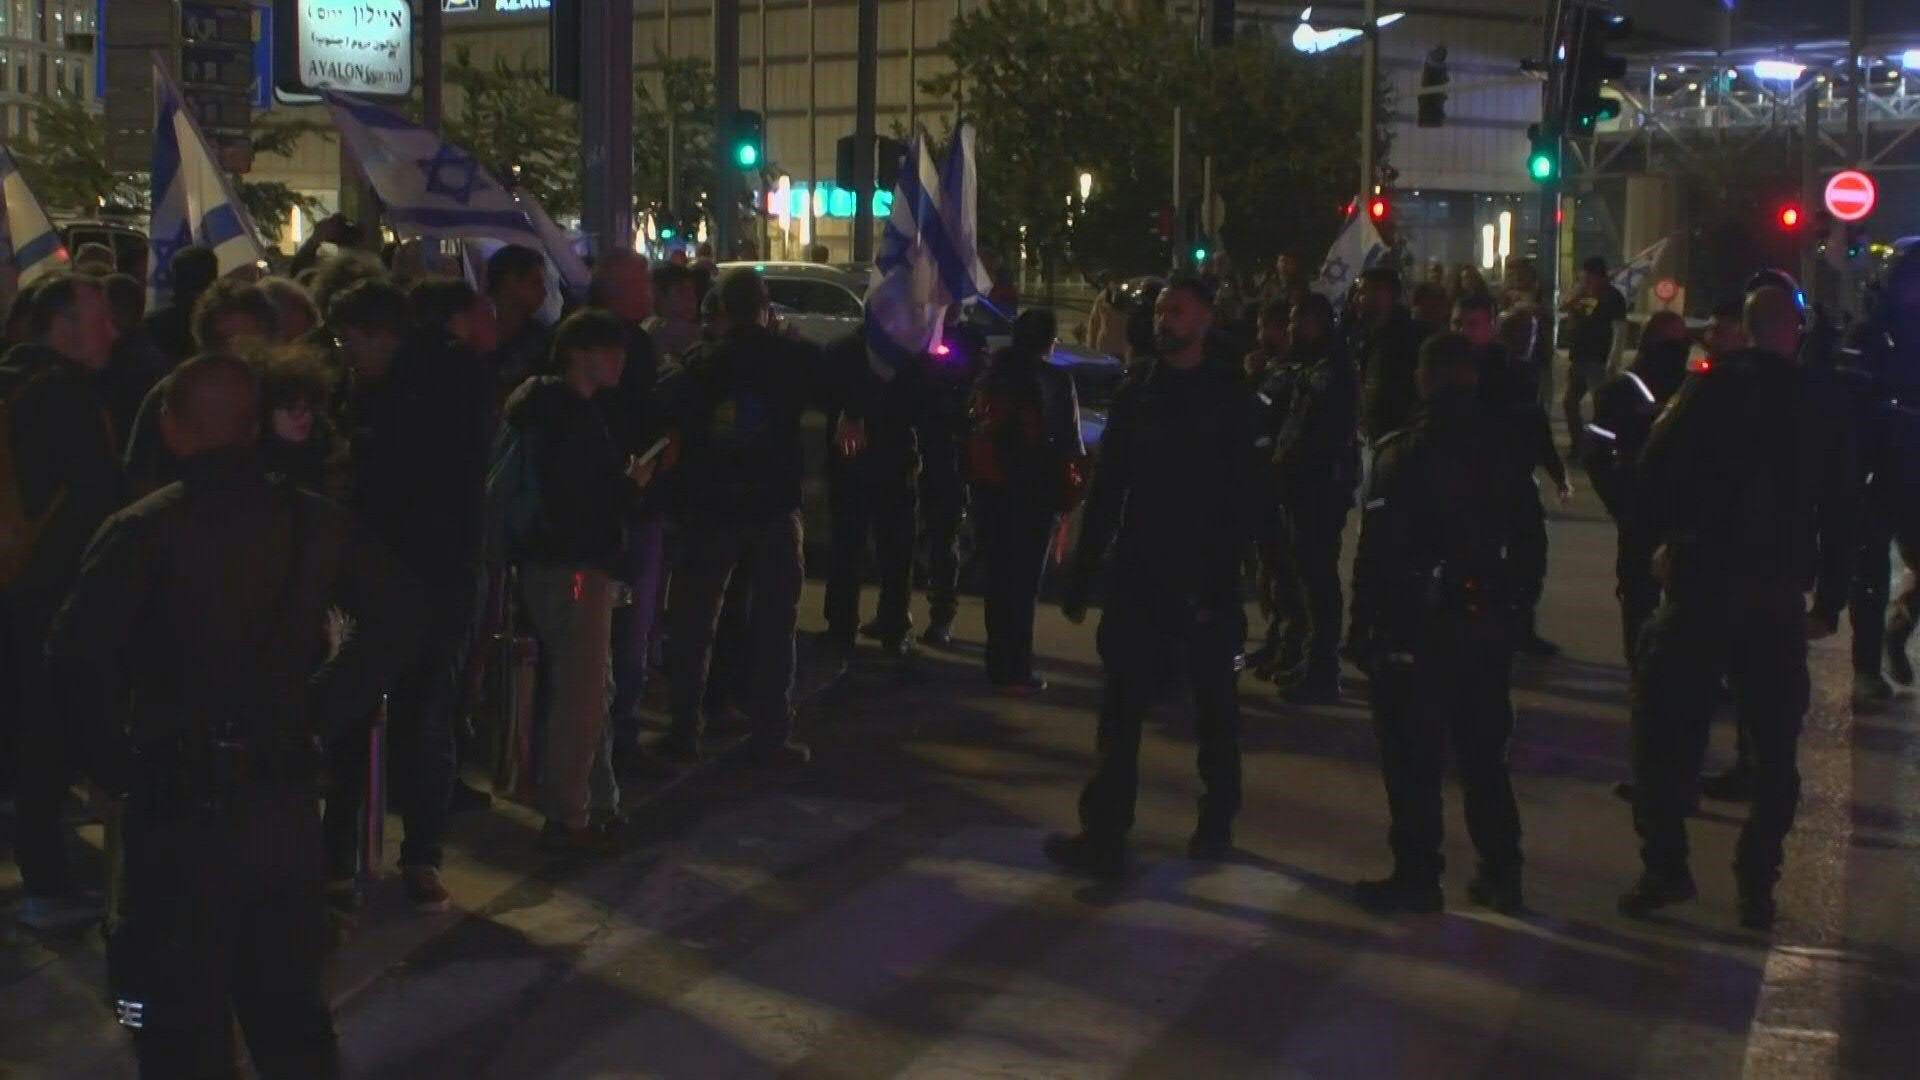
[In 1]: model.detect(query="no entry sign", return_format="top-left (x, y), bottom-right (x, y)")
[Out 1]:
top-left (1824, 170), bottom-right (1878, 223)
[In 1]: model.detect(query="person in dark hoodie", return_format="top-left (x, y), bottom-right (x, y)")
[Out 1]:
top-left (1259, 291), bottom-right (1359, 702)
top-left (1351, 332), bottom-right (1535, 917)
top-left (0, 273), bottom-right (123, 929)
top-left (503, 309), bottom-right (660, 853)
top-left (141, 245), bottom-right (219, 369)
top-left (1582, 309), bottom-right (1691, 667)
top-left (968, 308), bottom-right (1085, 692)
top-left (1458, 292), bottom-right (1571, 660)
top-left (654, 269), bottom-right (838, 767)
top-left (328, 277), bottom-right (495, 909)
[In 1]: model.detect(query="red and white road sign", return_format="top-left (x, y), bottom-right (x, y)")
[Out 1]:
top-left (1824, 170), bottom-right (1878, 223)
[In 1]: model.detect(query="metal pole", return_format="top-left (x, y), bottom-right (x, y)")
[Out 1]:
top-left (667, 1), bottom-right (678, 219)
top-left (1360, 0), bottom-right (1377, 201)
top-left (852, 0), bottom-right (878, 262)
top-left (582, 0), bottom-right (635, 256)
top-left (1171, 107), bottom-right (1182, 269)
top-left (760, 0), bottom-right (770, 258)
top-left (807, 0), bottom-right (817, 257)
top-left (908, 0), bottom-right (918, 135)
top-left (1847, 0), bottom-right (1863, 160)
top-left (422, 0), bottom-right (443, 131)
top-left (1802, 85), bottom-right (1819, 300)
top-left (715, 0), bottom-right (741, 258)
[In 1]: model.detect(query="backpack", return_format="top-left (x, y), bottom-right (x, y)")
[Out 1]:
top-left (483, 424), bottom-right (543, 564)
top-left (0, 374), bottom-right (66, 587)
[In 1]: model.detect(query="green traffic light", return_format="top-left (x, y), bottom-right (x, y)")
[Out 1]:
top-left (1192, 247), bottom-right (1208, 263)
top-left (660, 227), bottom-right (676, 240)
top-left (735, 143), bottom-right (760, 168)
top-left (1528, 151), bottom-right (1556, 182)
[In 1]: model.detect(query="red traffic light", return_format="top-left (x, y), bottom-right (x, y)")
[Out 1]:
top-left (1368, 197), bottom-right (1389, 221)
top-left (1777, 205), bottom-right (1802, 230)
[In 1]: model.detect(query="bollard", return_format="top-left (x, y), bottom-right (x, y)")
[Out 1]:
top-left (359, 694), bottom-right (388, 882)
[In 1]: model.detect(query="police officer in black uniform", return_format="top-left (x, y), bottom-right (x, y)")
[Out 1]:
top-left (1458, 292), bottom-right (1571, 659)
top-left (47, 356), bottom-right (423, 1078)
top-left (1845, 247), bottom-right (1920, 708)
top-left (1618, 285), bottom-right (1854, 932)
top-left (1582, 310), bottom-right (1692, 667)
top-left (1351, 332), bottom-right (1533, 915)
top-left (1258, 291), bottom-right (1358, 702)
top-left (1044, 276), bottom-right (1264, 878)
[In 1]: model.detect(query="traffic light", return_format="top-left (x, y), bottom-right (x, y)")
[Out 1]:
top-left (1845, 223), bottom-right (1868, 261)
top-left (1367, 196), bottom-right (1390, 222)
top-left (1563, 8), bottom-right (1630, 133)
top-left (1418, 46), bottom-right (1449, 127)
top-left (657, 212), bottom-right (679, 241)
top-left (1777, 204), bottom-right (1802, 230)
top-left (1193, 245), bottom-right (1210, 265)
top-left (1526, 124), bottom-right (1560, 184)
top-left (1207, 0), bottom-right (1235, 47)
top-left (729, 110), bottom-right (764, 170)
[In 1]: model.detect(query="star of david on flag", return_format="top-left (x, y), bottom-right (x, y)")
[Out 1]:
top-left (147, 59), bottom-right (268, 305)
top-left (1611, 238), bottom-right (1670, 308)
top-left (320, 90), bottom-right (546, 249)
top-left (1313, 202), bottom-right (1388, 301)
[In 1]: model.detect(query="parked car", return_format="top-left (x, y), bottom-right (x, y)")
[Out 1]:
top-left (58, 219), bottom-right (148, 278)
top-left (720, 260), bottom-right (1124, 447)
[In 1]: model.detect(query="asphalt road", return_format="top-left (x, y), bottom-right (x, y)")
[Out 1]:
top-left (4, 476), bottom-right (1917, 1078)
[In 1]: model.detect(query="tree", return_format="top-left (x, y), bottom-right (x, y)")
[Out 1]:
top-left (634, 55), bottom-right (717, 222)
top-left (9, 96), bottom-right (144, 214)
top-left (924, 0), bottom-right (1365, 284)
top-left (240, 115), bottom-right (335, 243)
top-left (443, 46), bottom-right (583, 218)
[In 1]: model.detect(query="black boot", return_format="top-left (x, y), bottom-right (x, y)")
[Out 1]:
top-left (1465, 865), bottom-right (1524, 915)
top-left (1353, 874), bottom-right (1443, 915)
top-left (1617, 869), bottom-right (1698, 918)
top-left (1044, 833), bottom-right (1126, 881)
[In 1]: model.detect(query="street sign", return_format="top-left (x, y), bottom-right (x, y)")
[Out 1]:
top-left (273, 0), bottom-right (414, 98)
top-left (1825, 170), bottom-right (1878, 223)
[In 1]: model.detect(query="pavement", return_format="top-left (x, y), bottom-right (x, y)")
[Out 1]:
top-left (4, 469), bottom-right (1918, 1078)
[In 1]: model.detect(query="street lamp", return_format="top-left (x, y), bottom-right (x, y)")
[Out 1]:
top-left (1077, 171), bottom-right (1093, 202)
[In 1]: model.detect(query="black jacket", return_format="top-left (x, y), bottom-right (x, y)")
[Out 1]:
top-left (1, 344), bottom-right (126, 610)
top-left (1353, 389), bottom-right (1534, 652)
top-left (660, 326), bottom-right (840, 526)
top-left (1582, 338), bottom-right (1688, 522)
top-left (1478, 343), bottom-right (1567, 492)
top-left (45, 448), bottom-right (424, 795)
top-left (1356, 306), bottom-right (1426, 443)
top-left (342, 331), bottom-right (493, 624)
top-left (970, 349), bottom-right (1084, 510)
top-left (486, 317), bottom-right (552, 418)
top-left (502, 375), bottom-right (645, 575)
top-left (1069, 356), bottom-right (1264, 611)
top-left (141, 297), bottom-right (199, 371)
top-left (1264, 338), bottom-right (1359, 507)
top-left (598, 319), bottom-right (663, 458)
top-left (1638, 347), bottom-right (1856, 620)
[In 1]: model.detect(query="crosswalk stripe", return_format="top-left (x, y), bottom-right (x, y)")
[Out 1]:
top-left (337, 795), bottom-right (895, 1074)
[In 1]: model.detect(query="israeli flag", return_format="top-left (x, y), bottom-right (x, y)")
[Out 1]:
top-left (512, 185), bottom-right (591, 302)
top-left (1312, 202), bottom-right (1389, 301)
top-left (148, 61), bottom-right (269, 304)
top-left (320, 90), bottom-right (544, 250)
top-left (1612, 237), bottom-right (1669, 306)
top-left (864, 133), bottom-right (947, 380)
top-left (933, 123), bottom-right (992, 306)
top-left (0, 146), bottom-right (72, 285)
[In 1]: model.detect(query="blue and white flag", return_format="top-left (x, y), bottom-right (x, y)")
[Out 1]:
top-left (864, 133), bottom-right (947, 379)
top-left (0, 146), bottom-right (71, 286)
top-left (1612, 237), bottom-right (1669, 306)
top-left (933, 123), bottom-right (992, 306)
top-left (320, 90), bottom-right (544, 250)
top-left (1312, 201), bottom-right (1389, 301)
top-left (513, 185), bottom-right (591, 302)
top-left (148, 61), bottom-right (269, 304)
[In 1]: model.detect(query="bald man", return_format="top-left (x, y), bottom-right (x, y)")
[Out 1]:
top-left (1618, 286), bottom-right (1854, 933)
top-left (48, 355), bottom-right (424, 1076)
